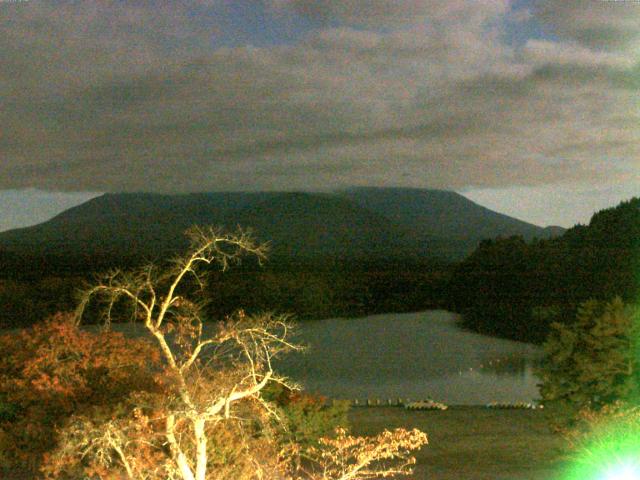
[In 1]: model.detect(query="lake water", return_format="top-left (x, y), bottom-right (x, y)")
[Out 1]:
top-left (274, 310), bottom-right (542, 405)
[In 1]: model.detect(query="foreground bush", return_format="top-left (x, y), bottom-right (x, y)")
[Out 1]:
top-left (0, 313), bottom-right (161, 475)
top-left (537, 298), bottom-right (639, 423)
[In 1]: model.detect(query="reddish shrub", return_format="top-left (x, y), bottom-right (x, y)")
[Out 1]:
top-left (0, 313), bottom-right (161, 474)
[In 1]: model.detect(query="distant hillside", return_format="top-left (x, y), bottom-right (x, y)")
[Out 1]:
top-left (0, 188), bottom-right (562, 268)
top-left (448, 197), bottom-right (640, 342)
top-left (541, 225), bottom-right (566, 237)
top-left (339, 188), bottom-right (562, 256)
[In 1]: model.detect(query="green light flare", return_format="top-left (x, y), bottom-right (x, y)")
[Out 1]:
top-left (560, 412), bottom-right (640, 480)
top-left (603, 462), bottom-right (640, 480)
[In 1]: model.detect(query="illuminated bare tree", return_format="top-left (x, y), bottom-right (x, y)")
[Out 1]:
top-left (56, 226), bottom-right (428, 480)
top-left (71, 226), bottom-right (300, 480)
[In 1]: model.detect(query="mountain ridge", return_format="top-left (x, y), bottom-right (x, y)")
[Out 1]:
top-left (0, 188), bottom-right (565, 265)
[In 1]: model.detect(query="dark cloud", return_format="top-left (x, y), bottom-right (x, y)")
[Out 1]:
top-left (269, 0), bottom-right (509, 28)
top-left (0, 0), bottom-right (638, 193)
top-left (534, 0), bottom-right (640, 50)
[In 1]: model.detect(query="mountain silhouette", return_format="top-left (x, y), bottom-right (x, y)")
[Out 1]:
top-left (0, 188), bottom-right (563, 265)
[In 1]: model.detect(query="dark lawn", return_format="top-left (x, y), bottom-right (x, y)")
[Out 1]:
top-left (348, 406), bottom-right (569, 480)
top-left (1, 406), bottom-right (570, 479)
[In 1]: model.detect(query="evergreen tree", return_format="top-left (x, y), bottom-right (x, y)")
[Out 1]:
top-left (538, 298), bottom-right (639, 417)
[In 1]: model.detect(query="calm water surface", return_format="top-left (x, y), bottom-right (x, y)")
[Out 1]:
top-left (274, 310), bottom-right (542, 405)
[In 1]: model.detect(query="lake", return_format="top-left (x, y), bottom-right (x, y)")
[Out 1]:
top-left (274, 310), bottom-right (542, 405)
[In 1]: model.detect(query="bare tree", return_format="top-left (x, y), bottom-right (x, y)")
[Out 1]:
top-left (59, 226), bottom-right (427, 480)
top-left (70, 226), bottom-right (299, 479)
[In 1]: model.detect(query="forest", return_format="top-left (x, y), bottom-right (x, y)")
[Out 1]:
top-left (0, 197), bottom-right (638, 346)
top-left (448, 197), bottom-right (640, 342)
top-left (0, 253), bottom-right (449, 330)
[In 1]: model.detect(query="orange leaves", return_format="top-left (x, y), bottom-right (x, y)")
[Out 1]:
top-left (1, 315), bottom-right (429, 480)
top-left (0, 312), bottom-right (163, 474)
top-left (307, 428), bottom-right (428, 479)
top-left (1, 313), bottom-right (160, 406)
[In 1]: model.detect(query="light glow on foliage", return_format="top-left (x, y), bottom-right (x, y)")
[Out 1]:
top-left (603, 462), bottom-right (640, 480)
top-left (561, 417), bottom-right (640, 480)
top-left (558, 299), bottom-right (640, 480)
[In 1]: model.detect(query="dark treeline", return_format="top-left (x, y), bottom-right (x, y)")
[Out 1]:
top-left (2, 197), bottom-right (637, 344)
top-left (204, 265), bottom-right (450, 321)
top-left (0, 248), bottom-right (450, 329)
top-left (447, 197), bottom-right (640, 343)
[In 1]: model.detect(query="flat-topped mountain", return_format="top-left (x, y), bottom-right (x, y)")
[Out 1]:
top-left (337, 188), bottom-right (559, 253)
top-left (0, 188), bottom-right (564, 267)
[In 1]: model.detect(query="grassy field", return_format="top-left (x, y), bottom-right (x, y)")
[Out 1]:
top-left (348, 406), bottom-right (569, 480)
top-left (1, 402), bottom-right (570, 480)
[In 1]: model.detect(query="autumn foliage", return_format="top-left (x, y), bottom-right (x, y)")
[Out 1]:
top-left (0, 313), bottom-right (161, 475)
top-left (305, 427), bottom-right (428, 480)
top-left (0, 227), bottom-right (428, 479)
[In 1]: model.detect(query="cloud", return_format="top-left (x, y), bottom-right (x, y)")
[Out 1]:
top-left (521, 38), bottom-right (634, 69)
top-left (269, 0), bottom-right (510, 28)
top-left (0, 0), bottom-right (638, 194)
top-left (534, 0), bottom-right (640, 51)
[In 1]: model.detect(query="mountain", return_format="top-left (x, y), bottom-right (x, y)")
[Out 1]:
top-left (337, 187), bottom-right (563, 255)
top-left (541, 225), bottom-right (566, 238)
top-left (0, 188), bottom-right (563, 269)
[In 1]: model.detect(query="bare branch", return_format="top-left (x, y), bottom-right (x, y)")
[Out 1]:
top-left (56, 226), bottom-right (427, 480)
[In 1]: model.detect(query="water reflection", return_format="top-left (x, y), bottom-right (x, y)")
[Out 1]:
top-left (477, 353), bottom-right (542, 378)
top-left (275, 310), bottom-right (543, 405)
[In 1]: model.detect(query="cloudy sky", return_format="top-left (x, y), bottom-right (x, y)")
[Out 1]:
top-left (0, 0), bottom-right (638, 231)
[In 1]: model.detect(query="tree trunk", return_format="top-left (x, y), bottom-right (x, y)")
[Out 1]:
top-left (166, 414), bottom-right (196, 480)
top-left (194, 418), bottom-right (208, 480)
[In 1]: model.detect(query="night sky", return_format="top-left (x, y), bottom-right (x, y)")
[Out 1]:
top-left (1, 0), bottom-right (638, 231)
